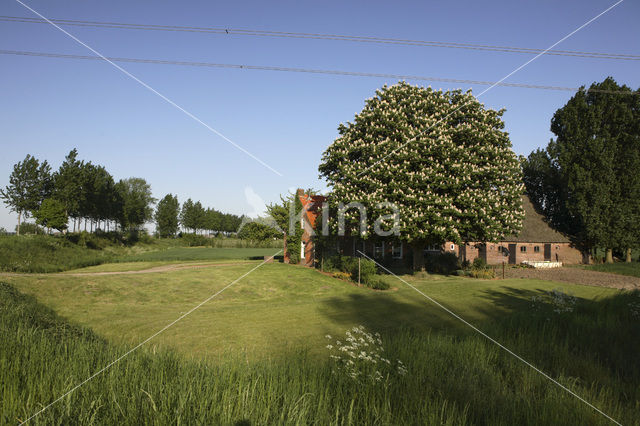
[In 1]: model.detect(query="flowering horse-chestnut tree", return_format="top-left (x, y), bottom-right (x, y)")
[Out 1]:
top-left (318, 82), bottom-right (524, 270)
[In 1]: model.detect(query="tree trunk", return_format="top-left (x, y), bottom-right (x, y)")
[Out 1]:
top-left (626, 248), bottom-right (632, 263)
top-left (17, 211), bottom-right (21, 235)
top-left (605, 248), bottom-right (613, 264)
top-left (412, 242), bottom-right (425, 271)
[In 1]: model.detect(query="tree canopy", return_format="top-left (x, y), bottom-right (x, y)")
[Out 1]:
top-left (319, 82), bottom-right (524, 269)
top-left (155, 194), bottom-right (180, 238)
top-left (0, 154), bottom-right (52, 235)
top-left (523, 77), bottom-right (640, 262)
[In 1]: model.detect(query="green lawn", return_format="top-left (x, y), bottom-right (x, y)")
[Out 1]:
top-left (2, 263), bottom-right (619, 359)
top-left (3, 262), bottom-right (639, 424)
top-left (115, 246), bottom-right (281, 263)
top-left (583, 261), bottom-right (640, 278)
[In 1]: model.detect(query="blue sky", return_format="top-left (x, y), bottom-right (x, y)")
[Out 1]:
top-left (1, 0), bottom-right (638, 230)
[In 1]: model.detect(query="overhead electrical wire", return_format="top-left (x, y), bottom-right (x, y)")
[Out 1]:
top-left (1, 48), bottom-right (637, 95)
top-left (1, 15), bottom-right (639, 61)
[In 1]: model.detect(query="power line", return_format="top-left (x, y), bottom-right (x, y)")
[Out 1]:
top-left (1, 48), bottom-right (636, 95)
top-left (2, 15), bottom-right (639, 61)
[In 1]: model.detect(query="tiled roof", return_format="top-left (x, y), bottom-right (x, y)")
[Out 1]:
top-left (502, 195), bottom-right (571, 243)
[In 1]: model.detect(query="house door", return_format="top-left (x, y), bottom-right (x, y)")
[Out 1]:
top-left (508, 244), bottom-right (517, 264)
top-left (544, 244), bottom-right (552, 261)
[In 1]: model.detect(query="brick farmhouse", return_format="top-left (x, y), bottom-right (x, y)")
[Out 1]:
top-left (296, 190), bottom-right (585, 267)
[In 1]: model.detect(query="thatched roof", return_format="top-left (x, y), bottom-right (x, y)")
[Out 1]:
top-left (502, 196), bottom-right (571, 243)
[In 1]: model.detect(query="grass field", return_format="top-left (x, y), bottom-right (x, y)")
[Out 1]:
top-left (3, 260), bottom-right (640, 424)
top-left (583, 261), bottom-right (640, 278)
top-left (0, 234), bottom-right (282, 273)
top-left (115, 246), bottom-right (281, 263)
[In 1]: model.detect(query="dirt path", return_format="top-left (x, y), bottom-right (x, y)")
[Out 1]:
top-left (503, 267), bottom-right (640, 290)
top-left (0, 262), bottom-right (256, 277)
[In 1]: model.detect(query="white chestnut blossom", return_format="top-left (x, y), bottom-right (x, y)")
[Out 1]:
top-left (319, 82), bottom-right (524, 245)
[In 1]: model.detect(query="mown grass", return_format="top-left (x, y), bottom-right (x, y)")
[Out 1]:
top-left (115, 247), bottom-right (281, 263)
top-left (2, 275), bottom-right (639, 425)
top-left (583, 261), bottom-right (640, 278)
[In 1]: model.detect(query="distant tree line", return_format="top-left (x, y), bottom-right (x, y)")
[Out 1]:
top-left (155, 195), bottom-right (244, 238)
top-left (522, 77), bottom-right (640, 263)
top-left (1, 149), bottom-right (244, 237)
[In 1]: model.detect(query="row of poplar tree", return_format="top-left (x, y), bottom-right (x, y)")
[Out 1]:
top-left (0, 149), bottom-right (242, 236)
top-left (155, 195), bottom-right (243, 238)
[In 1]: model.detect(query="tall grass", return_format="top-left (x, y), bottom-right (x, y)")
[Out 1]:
top-left (0, 235), bottom-right (116, 273)
top-left (2, 282), bottom-right (638, 424)
top-left (585, 261), bottom-right (640, 278)
top-left (0, 235), bottom-right (282, 273)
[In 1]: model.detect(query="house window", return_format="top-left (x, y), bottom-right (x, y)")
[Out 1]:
top-left (534, 246), bottom-right (540, 253)
top-left (392, 243), bottom-right (402, 259)
top-left (374, 241), bottom-right (384, 258)
top-left (520, 246), bottom-right (527, 253)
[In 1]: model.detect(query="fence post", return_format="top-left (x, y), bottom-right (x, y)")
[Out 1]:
top-left (502, 261), bottom-right (505, 279)
top-left (358, 257), bottom-right (361, 285)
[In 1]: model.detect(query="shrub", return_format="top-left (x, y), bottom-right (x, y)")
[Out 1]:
top-left (472, 257), bottom-right (487, 270)
top-left (324, 255), bottom-right (357, 274)
top-left (351, 258), bottom-right (377, 284)
top-left (16, 222), bottom-right (45, 235)
top-left (367, 277), bottom-right (391, 290)
top-left (181, 234), bottom-right (210, 247)
top-left (470, 268), bottom-right (495, 279)
top-left (424, 252), bottom-right (460, 275)
top-left (331, 271), bottom-right (352, 281)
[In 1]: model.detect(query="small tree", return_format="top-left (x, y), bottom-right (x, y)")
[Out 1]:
top-left (155, 194), bottom-right (180, 238)
top-left (0, 154), bottom-right (52, 235)
top-left (266, 192), bottom-right (304, 263)
top-left (34, 198), bottom-right (68, 233)
top-left (115, 178), bottom-right (155, 231)
top-left (53, 149), bottom-right (84, 231)
top-left (237, 221), bottom-right (280, 241)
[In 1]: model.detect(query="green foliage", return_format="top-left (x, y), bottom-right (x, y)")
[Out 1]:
top-left (472, 257), bottom-right (487, 270)
top-left (180, 233), bottom-right (211, 247)
top-left (155, 194), bottom-right (180, 237)
top-left (14, 222), bottom-right (45, 235)
top-left (34, 198), bottom-right (69, 232)
top-left (265, 191), bottom-right (303, 263)
top-left (323, 255), bottom-right (382, 288)
top-left (0, 234), bottom-right (112, 272)
top-left (180, 198), bottom-right (243, 235)
top-left (366, 276), bottom-right (391, 290)
top-left (237, 221), bottom-right (280, 242)
top-left (53, 149), bottom-right (83, 220)
top-left (424, 252), bottom-right (460, 275)
top-left (0, 154), bottom-right (52, 234)
top-left (352, 258), bottom-right (378, 285)
top-left (524, 78), bottom-right (640, 255)
top-left (470, 268), bottom-right (495, 279)
top-left (115, 177), bottom-right (155, 231)
top-left (319, 82), bottom-right (524, 270)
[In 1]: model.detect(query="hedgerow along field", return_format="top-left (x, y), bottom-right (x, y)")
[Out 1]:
top-left (3, 260), bottom-right (639, 425)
